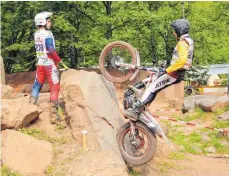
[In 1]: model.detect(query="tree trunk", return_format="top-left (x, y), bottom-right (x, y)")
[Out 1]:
top-left (103, 2), bottom-right (112, 39)
top-left (150, 35), bottom-right (157, 66)
top-left (1, 56), bottom-right (6, 85)
top-left (160, 31), bottom-right (171, 66)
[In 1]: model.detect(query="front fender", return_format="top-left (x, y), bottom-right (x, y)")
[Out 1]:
top-left (138, 111), bottom-right (174, 149)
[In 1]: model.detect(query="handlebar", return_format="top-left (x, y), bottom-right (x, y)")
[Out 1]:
top-left (115, 61), bottom-right (160, 73)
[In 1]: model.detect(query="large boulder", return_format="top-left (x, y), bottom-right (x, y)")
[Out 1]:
top-left (1, 84), bottom-right (14, 99)
top-left (1, 96), bottom-right (41, 130)
top-left (182, 95), bottom-right (212, 113)
top-left (196, 95), bottom-right (229, 112)
top-left (182, 96), bottom-right (196, 113)
top-left (1, 129), bottom-right (53, 176)
top-left (61, 69), bottom-right (125, 152)
top-left (183, 95), bottom-right (229, 113)
top-left (60, 69), bottom-right (127, 170)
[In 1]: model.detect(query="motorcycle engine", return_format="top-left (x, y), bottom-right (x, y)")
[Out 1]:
top-left (123, 89), bottom-right (136, 110)
top-left (123, 81), bottom-right (145, 110)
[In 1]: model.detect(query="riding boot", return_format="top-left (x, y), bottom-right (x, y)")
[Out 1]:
top-left (123, 101), bottom-right (143, 121)
top-left (50, 101), bottom-right (66, 124)
top-left (50, 101), bottom-right (58, 124)
top-left (29, 96), bottom-right (38, 105)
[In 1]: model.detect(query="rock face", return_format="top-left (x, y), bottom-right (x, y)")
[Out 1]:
top-left (1, 96), bottom-right (41, 130)
top-left (60, 69), bottom-right (127, 171)
top-left (1, 129), bottom-right (53, 176)
top-left (61, 70), bottom-right (125, 152)
top-left (1, 84), bottom-right (14, 99)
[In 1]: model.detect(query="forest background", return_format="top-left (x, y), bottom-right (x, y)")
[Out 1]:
top-left (1, 1), bottom-right (229, 74)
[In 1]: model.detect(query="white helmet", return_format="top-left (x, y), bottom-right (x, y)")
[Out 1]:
top-left (34, 12), bottom-right (53, 26)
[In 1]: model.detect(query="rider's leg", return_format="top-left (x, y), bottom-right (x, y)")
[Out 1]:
top-left (45, 65), bottom-right (61, 124)
top-left (30, 66), bottom-right (45, 105)
top-left (124, 72), bottom-right (180, 120)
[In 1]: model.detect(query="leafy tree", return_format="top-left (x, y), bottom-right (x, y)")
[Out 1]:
top-left (1, 1), bottom-right (229, 73)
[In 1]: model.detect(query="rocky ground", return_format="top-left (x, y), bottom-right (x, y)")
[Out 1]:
top-left (1, 70), bottom-right (229, 176)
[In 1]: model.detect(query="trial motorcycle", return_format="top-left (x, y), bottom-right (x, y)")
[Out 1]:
top-left (99, 41), bottom-right (173, 166)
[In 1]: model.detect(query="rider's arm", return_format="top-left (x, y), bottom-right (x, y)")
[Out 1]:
top-left (45, 37), bottom-right (60, 65)
top-left (166, 41), bottom-right (189, 74)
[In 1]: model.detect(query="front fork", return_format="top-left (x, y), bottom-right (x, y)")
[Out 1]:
top-left (130, 121), bottom-right (136, 136)
top-left (129, 121), bottom-right (139, 147)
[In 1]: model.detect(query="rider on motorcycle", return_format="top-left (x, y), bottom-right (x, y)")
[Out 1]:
top-left (124, 19), bottom-right (194, 121)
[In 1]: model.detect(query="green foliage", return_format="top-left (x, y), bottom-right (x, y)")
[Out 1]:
top-left (54, 123), bottom-right (66, 133)
top-left (2, 2), bottom-right (229, 73)
top-left (19, 127), bottom-right (71, 144)
top-left (1, 166), bottom-right (22, 176)
top-left (182, 107), bottom-right (205, 122)
top-left (129, 169), bottom-right (141, 176)
top-left (213, 120), bottom-right (229, 129)
top-left (19, 127), bottom-right (40, 135)
top-left (168, 151), bottom-right (185, 160)
top-left (185, 66), bottom-right (209, 85)
top-left (158, 161), bottom-right (177, 173)
top-left (214, 106), bottom-right (229, 116)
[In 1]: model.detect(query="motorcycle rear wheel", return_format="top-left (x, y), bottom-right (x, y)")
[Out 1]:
top-left (116, 121), bottom-right (157, 166)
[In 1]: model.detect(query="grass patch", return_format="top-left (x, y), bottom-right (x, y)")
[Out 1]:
top-left (214, 106), bottom-right (229, 116)
top-left (1, 166), bottom-right (22, 176)
top-left (169, 128), bottom-right (229, 155)
top-left (45, 165), bottom-right (55, 175)
top-left (45, 166), bottom-right (65, 176)
top-left (169, 131), bottom-right (203, 154)
top-left (159, 161), bottom-right (176, 173)
top-left (168, 151), bottom-right (185, 160)
top-left (183, 107), bottom-right (205, 122)
top-left (19, 127), bottom-right (71, 144)
top-left (212, 120), bottom-right (229, 129)
top-left (54, 123), bottom-right (66, 133)
top-left (205, 131), bottom-right (229, 154)
top-left (171, 114), bottom-right (181, 120)
top-left (168, 107), bottom-right (229, 155)
top-left (45, 145), bottom-right (66, 176)
top-left (19, 128), bottom-right (40, 136)
top-left (188, 132), bottom-right (202, 143)
top-left (129, 169), bottom-right (141, 176)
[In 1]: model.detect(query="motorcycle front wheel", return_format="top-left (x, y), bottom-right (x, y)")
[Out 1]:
top-left (116, 121), bottom-right (157, 166)
top-left (99, 41), bottom-right (138, 83)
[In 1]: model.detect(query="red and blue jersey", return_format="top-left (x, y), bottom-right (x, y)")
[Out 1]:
top-left (34, 29), bottom-right (60, 66)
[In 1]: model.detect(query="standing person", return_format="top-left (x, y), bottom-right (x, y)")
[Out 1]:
top-left (30, 12), bottom-right (63, 124)
top-left (124, 19), bottom-right (194, 120)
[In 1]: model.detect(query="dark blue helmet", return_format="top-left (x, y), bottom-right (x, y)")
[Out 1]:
top-left (171, 19), bottom-right (190, 37)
